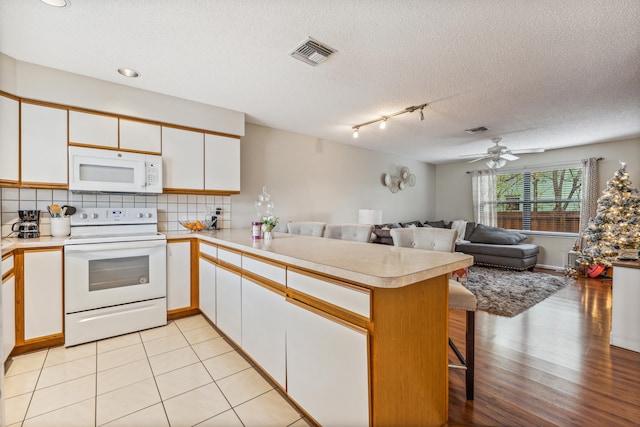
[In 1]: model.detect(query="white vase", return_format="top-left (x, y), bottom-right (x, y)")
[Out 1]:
top-left (264, 231), bottom-right (272, 240)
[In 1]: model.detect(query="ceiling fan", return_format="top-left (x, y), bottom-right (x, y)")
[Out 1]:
top-left (459, 137), bottom-right (545, 168)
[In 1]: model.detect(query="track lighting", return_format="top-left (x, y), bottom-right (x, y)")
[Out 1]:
top-left (351, 103), bottom-right (428, 137)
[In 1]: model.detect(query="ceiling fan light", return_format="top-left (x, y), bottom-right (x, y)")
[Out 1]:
top-left (487, 158), bottom-right (507, 169)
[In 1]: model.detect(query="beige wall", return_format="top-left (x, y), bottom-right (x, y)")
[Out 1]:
top-left (434, 138), bottom-right (640, 268)
top-left (231, 123), bottom-right (436, 230)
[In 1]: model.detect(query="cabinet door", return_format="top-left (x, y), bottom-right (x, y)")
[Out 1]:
top-left (199, 257), bottom-right (216, 323)
top-left (23, 249), bottom-right (63, 340)
top-left (162, 127), bottom-right (204, 190)
top-left (167, 241), bottom-right (192, 310)
top-left (21, 103), bottom-right (68, 185)
top-left (286, 299), bottom-right (369, 426)
top-left (0, 94), bottom-right (19, 183)
top-left (2, 275), bottom-right (16, 362)
top-left (216, 265), bottom-right (241, 344)
top-left (204, 134), bottom-right (240, 192)
top-left (120, 119), bottom-right (161, 153)
top-left (241, 277), bottom-right (286, 387)
top-left (69, 110), bottom-right (118, 148)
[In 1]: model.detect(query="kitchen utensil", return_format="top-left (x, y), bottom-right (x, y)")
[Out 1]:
top-left (62, 205), bottom-right (76, 216)
top-left (50, 204), bottom-right (61, 217)
top-left (47, 205), bottom-right (54, 217)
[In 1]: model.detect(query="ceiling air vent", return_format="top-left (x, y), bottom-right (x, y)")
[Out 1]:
top-left (291, 38), bottom-right (336, 66)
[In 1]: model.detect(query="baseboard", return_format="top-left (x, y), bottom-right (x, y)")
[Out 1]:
top-left (535, 264), bottom-right (566, 271)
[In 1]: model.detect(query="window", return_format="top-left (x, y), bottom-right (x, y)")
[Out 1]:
top-left (496, 166), bottom-right (582, 233)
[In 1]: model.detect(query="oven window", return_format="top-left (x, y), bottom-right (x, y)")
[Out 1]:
top-left (79, 164), bottom-right (135, 184)
top-left (88, 255), bottom-right (150, 291)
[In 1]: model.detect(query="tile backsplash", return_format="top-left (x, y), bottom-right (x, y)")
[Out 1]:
top-left (1, 188), bottom-right (232, 238)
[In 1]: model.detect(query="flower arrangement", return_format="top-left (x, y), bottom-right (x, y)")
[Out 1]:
top-left (260, 215), bottom-right (279, 232)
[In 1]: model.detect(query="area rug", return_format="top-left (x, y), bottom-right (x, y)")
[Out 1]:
top-left (465, 266), bottom-right (574, 317)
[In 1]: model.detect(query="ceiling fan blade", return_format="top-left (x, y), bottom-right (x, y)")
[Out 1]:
top-left (467, 157), bottom-right (488, 163)
top-left (502, 153), bottom-right (519, 161)
top-left (459, 153), bottom-right (488, 158)
top-left (510, 148), bottom-right (545, 154)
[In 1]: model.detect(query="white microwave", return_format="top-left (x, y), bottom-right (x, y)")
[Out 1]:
top-left (68, 146), bottom-right (163, 194)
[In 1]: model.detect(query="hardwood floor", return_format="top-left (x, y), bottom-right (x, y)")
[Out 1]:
top-left (447, 270), bottom-right (640, 426)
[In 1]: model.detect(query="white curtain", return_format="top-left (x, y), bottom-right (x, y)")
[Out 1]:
top-left (471, 169), bottom-right (497, 226)
top-left (577, 157), bottom-right (600, 249)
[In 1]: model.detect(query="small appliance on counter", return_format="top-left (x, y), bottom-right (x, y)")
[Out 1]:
top-left (11, 210), bottom-right (41, 238)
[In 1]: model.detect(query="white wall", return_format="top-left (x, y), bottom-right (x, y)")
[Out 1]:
top-left (0, 53), bottom-right (244, 136)
top-left (232, 124), bottom-right (436, 231)
top-left (434, 138), bottom-right (640, 268)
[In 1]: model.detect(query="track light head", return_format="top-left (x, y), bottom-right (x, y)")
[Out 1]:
top-left (419, 107), bottom-right (425, 121)
top-left (379, 118), bottom-right (387, 129)
top-left (353, 128), bottom-right (359, 138)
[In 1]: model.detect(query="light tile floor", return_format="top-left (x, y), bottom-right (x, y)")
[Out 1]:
top-left (4, 315), bottom-right (313, 427)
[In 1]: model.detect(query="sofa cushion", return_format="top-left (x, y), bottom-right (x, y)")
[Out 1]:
top-left (464, 222), bottom-right (476, 240)
top-left (468, 224), bottom-right (527, 245)
top-left (455, 242), bottom-right (539, 258)
top-left (424, 220), bottom-right (446, 228)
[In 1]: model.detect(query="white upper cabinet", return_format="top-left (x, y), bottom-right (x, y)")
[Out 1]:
top-left (0, 94), bottom-right (19, 183)
top-left (21, 102), bottom-right (68, 186)
top-left (69, 110), bottom-right (118, 148)
top-left (204, 134), bottom-right (240, 192)
top-left (162, 126), bottom-right (204, 190)
top-left (120, 119), bottom-right (161, 153)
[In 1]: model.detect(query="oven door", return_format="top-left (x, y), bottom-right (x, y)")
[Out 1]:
top-left (65, 239), bottom-right (166, 314)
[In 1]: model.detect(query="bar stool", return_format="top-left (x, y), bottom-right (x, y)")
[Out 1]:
top-left (287, 221), bottom-right (327, 237)
top-left (390, 227), bottom-right (476, 400)
top-left (323, 223), bottom-right (374, 243)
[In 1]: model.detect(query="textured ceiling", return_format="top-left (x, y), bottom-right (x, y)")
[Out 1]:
top-left (1, 0), bottom-right (639, 164)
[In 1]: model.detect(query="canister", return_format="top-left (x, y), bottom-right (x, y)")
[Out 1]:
top-left (252, 221), bottom-right (262, 239)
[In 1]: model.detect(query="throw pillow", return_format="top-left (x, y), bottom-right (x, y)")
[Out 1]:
top-left (401, 220), bottom-right (423, 228)
top-left (464, 222), bottom-right (476, 240)
top-left (468, 224), bottom-right (528, 245)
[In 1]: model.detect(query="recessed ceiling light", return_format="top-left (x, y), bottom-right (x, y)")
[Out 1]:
top-left (40, 0), bottom-right (70, 7)
top-left (117, 68), bottom-right (140, 78)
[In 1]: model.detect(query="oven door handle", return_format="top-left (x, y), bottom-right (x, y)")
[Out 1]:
top-left (64, 239), bottom-right (167, 253)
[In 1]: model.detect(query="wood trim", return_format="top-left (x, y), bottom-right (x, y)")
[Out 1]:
top-left (369, 275), bottom-right (449, 426)
top-left (18, 182), bottom-right (68, 189)
top-left (199, 253), bottom-right (217, 265)
top-left (2, 252), bottom-right (14, 282)
top-left (12, 333), bottom-right (65, 356)
top-left (0, 89), bottom-right (20, 101)
top-left (285, 296), bottom-right (368, 336)
top-left (162, 187), bottom-right (239, 196)
top-left (243, 252), bottom-right (287, 270)
top-left (217, 261), bottom-right (242, 276)
top-left (0, 180), bottom-right (19, 187)
top-left (167, 307), bottom-right (201, 321)
top-left (14, 250), bottom-right (25, 346)
top-left (190, 239), bottom-right (199, 310)
top-left (20, 98), bottom-right (69, 111)
top-left (2, 269), bottom-right (15, 283)
top-left (67, 142), bottom-right (161, 156)
top-left (242, 271), bottom-right (286, 296)
top-left (286, 288), bottom-right (369, 329)
top-left (161, 122), bottom-right (241, 140)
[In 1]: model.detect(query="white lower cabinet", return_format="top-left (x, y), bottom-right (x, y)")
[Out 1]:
top-left (216, 265), bottom-right (242, 344)
top-left (2, 275), bottom-right (15, 362)
top-left (286, 299), bottom-right (369, 426)
top-left (241, 277), bottom-right (286, 387)
top-left (23, 249), bottom-right (63, 340)
top-left (199, 256), bottom-right (216, 323)
top-left (167, 241), bottom-right (192, 311)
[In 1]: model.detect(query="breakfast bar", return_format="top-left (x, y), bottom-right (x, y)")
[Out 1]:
top-left (187, 229), bottom-right (474, 426)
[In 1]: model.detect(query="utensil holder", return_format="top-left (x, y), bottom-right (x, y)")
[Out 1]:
top-left (50, 217), bottom-right (71, 237)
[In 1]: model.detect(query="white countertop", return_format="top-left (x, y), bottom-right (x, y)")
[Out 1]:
top-left (2, 229), bottom-right (473, 288)
top-left (167, 229), bottom-right (473, 289)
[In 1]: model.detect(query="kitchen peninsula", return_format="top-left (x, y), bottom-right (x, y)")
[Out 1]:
top-left (170, 229), bottom-right (474, 426)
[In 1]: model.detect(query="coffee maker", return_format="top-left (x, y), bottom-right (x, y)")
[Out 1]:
top-left (11, 210), bottom-right (41, 238)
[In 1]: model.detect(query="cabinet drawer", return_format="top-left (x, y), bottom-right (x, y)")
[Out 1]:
top-left (287, 269), bottom-right (370, 319)
top-left (199, 241), bottom-right (217, 259)
top-left (2, 253), bottom-right (14, 277)
top-left (218, 247), bottom-right (241, 267)
top-left (243, 255), bottom-right (285, 285)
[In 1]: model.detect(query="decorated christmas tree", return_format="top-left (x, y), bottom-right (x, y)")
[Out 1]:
top-left (579, 162), bottom-right (640, 267)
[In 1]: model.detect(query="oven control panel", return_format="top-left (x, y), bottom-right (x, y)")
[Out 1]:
top-left (70, 207), bottom-right (158, 226)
